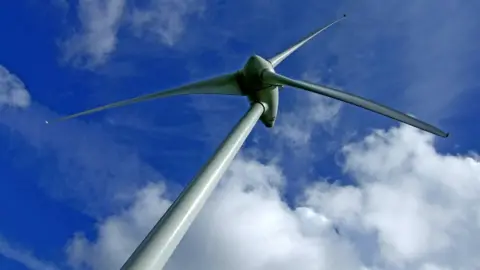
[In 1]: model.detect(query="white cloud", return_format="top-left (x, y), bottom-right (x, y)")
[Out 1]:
top-left (65, 125), bottom-right (480, 270)
top-left (61, 0), bottom-right (204, 68)
top-left (0, 235), bottom-right (58, 270)
top-left (61, 0), bottom-right (126, 68)
top-left (66, 182), bottom-right (171, 269)
top-left (129, 0), bottom-right (205, 46)
top-left (275, 70), bottom-right (342, 146)
top-left (304, 125), bottom-right (480, 269)
top-left (0, 65), bottom-right (31, 108)
top-left (66, 155), bottom-right (362, 270)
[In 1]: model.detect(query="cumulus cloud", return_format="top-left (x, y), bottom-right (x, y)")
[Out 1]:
top-left (0, 65), bottom-right (31, 108)
top-left (66, 156), bottom-right (361, 270)
top-left (0, 235), bottom-right (58, 270)
top-left (274, 70), bottom-right (342, 146)
top-left (65, 125), bottom-right (480, 270)
top-left (304, 125), bottom-right (480, 269)
top-left (66, 182), bottom-right (171, 269)
top-left (60, 0), bottom-right (204, 68)
top-left (61, 0), bottom-right (126, 68)
top-left (129, 0), bottom-right (205, 46)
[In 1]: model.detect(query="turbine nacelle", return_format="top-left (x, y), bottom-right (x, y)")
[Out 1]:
top-left (236, 55), bottom-right (279, 128)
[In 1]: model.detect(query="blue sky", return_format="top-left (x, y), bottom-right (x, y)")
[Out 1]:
top-left (1, 0), bottom-right (480, 270)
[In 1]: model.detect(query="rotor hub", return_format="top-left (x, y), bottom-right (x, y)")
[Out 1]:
top-left (236, 55), bottom-right (275, 94)
top-left (236, 55), bottom-right (279, 128)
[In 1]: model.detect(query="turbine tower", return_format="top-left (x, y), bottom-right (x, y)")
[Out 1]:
top-left (48, 14), bottom-right (448, 270)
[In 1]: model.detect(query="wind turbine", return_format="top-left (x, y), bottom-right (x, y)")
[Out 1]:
top-left (48, 14), bottom-right (448, 270)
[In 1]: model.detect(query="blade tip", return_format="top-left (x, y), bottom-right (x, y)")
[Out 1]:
top-left (437, 131), bottom-right (449, 138)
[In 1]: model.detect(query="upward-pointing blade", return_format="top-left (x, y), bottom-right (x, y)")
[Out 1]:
top-left (262, 70), bottom-right (449, 138)
top-left (47, 73), bottom-right (242, 123)
top-left (268, 15), bottom-right (347, 68)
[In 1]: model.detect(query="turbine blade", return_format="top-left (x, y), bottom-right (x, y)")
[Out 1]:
top-left (262, 70), bottom-right (449, 138)
top-left (47, 73), bottom-right (242, 123)
top-left (268, 14), bottom-right (346, 68)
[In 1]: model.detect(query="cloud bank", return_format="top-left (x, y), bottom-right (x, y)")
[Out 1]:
top-left (66, 125), bottom-right (480, 270)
